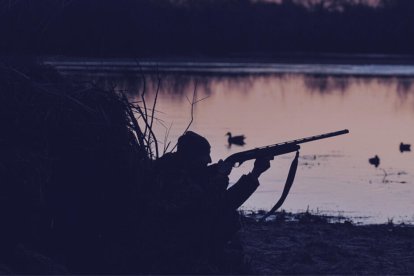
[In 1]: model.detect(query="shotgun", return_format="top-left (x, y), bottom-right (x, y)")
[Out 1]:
top-left (224, 129), bottom-right (349, 166)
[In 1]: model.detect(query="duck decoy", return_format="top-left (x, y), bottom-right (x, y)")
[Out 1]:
top-left (226, 132), bottom-right (245, 146)
top-left (369, 155), bottom-right (380, 168)
top-left (400, 142), bottom-right (411, 153)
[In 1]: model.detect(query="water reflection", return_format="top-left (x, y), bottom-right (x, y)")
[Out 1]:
top-left (67, 70), bottom-right (414, 94)
top-left (303, 75), bottom-right (351, 94)
top-left (62, 69), bottom-right (414, 224)
top-left (69, 71), bottom-right (414, 114)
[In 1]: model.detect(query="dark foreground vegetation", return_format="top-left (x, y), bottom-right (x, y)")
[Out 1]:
top-left (1, 0), bottom-right (414, 58)
top-left (1, 61), bottom-right (414, 274)
top-left (0, 60), bottom-right (150, 273)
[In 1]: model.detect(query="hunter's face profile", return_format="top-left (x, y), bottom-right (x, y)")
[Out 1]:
top-left (177, 131), bottom-right (212, 168)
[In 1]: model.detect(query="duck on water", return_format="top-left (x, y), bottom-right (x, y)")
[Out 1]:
top-left (226, 132), bottom-right (246, 146)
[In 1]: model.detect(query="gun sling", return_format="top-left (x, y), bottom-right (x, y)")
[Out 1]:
top-left (260, 151), bottom-right (299, 222)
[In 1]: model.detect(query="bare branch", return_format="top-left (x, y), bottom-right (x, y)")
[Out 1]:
top-left (131, 103), bottom-right (154, 159)
top-left (121, 93), bottom-right (146, 150)
top-left (170, 80), bottom-right (198, 152)
top-left (163, 122), bottom-right (173, 154)
top-left (182, 80), bottom-right (198, 134)
top-left (135, 59), bottom-right (149, 138)
top-left (194, 95), bottom-right (210, 104)
top-left (149, 68), bottom-right (161, 158)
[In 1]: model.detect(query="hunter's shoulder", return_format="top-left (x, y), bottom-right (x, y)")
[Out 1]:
top-left (155, 153), bottom-right (179, 169)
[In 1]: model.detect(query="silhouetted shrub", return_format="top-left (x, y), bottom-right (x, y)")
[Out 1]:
top-left (0, 60), bottom-right (151, 273)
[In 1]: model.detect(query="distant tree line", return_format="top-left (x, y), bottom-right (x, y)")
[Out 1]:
top-left (1, 0), bottom-right (414, 57)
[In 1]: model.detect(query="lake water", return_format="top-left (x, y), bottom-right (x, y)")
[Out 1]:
top-left (45, 58), bottom-right (414, 224)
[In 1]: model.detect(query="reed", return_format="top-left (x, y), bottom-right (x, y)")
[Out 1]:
top-left (0, 60), bottom-right (156, 273)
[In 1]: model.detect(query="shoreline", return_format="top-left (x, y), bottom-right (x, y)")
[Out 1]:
top-left (39, 54), bottom-right (414, 77)
top-left (240, 212), bottom-right (414, 274)
top-left (39, 52), bottom-right (414, 65)
top-left (242, 206), bottom-right (414, 226)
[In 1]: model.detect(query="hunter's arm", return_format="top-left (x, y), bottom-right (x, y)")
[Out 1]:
top-left (224, 174), bottom-right (260, 210)
top-left (224, 156), bottom-right (271, 210)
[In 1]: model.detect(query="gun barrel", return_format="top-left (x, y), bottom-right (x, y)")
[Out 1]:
top-left (287, 129), bottom-right (349, 145)
top-left (259, 129), bottom-right (349, 149)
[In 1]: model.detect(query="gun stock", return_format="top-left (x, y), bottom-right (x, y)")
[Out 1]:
top-left (224, 129), bottom-right (349, 166)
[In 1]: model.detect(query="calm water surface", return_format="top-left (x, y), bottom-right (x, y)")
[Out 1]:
top-left (49, 60), bottom-right (414, 224)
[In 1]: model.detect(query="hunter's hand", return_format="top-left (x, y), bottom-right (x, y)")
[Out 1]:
top-left (251, 157), bottom-right (272, 179)
top-left (217, 159), bottom-right (233, 176)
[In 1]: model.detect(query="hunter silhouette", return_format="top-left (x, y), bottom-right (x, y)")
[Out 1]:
top-left (152, 131), bottom-right (270, 272)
